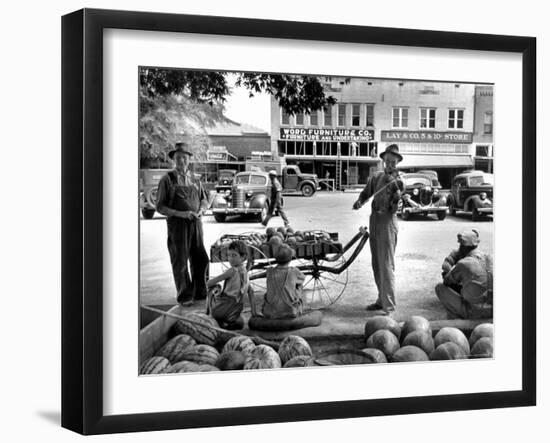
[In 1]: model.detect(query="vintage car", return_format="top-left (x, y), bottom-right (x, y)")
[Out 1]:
top-left (211, 171), bottom-right (277, 223)
top-left (398, 173), bottom-right (448, 221)
top-left (417, 170), bottom-right (442, 189)
top-left (214, 169), bottom-right (238, 193)
top-left (447, 171), bottom-right (493, 221)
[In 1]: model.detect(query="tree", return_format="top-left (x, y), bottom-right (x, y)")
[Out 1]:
top-left (139, 68), bottom-right (338, 164)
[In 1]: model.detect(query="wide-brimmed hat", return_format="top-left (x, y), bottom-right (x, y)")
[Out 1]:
top-left (168, 142), bottom-right (193, 159)
top-left (457, 229), bottom-right (480, 247)
top-left (380, 144), bottom-right (403, 162)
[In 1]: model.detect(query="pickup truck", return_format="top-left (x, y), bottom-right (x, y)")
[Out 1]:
top-left (247, 162), bottom-right (320, 197)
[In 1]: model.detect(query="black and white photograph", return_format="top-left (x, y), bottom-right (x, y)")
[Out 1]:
top-left (138, 68), bottom-right (495, 374)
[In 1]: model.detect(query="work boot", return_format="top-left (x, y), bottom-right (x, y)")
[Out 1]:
top-left (366, 302), bottom-right (383, 311)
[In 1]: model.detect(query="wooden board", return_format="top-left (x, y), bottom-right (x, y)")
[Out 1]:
top-left (139, 304), bottom-right (181, 364)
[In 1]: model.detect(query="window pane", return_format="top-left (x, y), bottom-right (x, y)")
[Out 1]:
top-left (393, 117), bottom-right (400, 127)
top-left (324, 107), bottom-right (332, 126)
top-left (448, 119), bottom-right (454, 128)
top-left (338, 104), bottom-right (346, 126)
top-left (449, 109), bottom-right (455, 119)
top-left (281, 110), bottom-right (290, 125)
top-left (457, 110), bottom-right (464, 119)
top-left (392, 108), bottom-right (399, 119)
top-left (420, 109), bottom-right (426, 119)
top-left (310, 112), bottom-right (318, 126)
top-left (429, 109), bottom-right (436, 119)
top-left (250, 175), bottom-right (266, 185)
top-left (402, 108), bottom-right (408, 119)
top-left (352, 104), bottom-right (360, 126)
top-left (402, 116), bottom-right (408, 127)
top-left (296, 112), bottom-right (304, 125)
top-left (366, 105), bottom-right (374, 126)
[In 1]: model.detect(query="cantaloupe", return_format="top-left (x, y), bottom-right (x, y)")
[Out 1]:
top-left (216, 351), bottom-right (247, 370)
top-left (470, 337), bottom-right (493, 358)
top-left (278, 335), bottom-right (313, 365)
top-left (401, 316), bottom-right (431, 340)
top-left (391, 345), bottom-right (429, 362)
top-left (434, 327), bottom-right (470, 355)
top-left (429, 342), bottom-right (467, 360)
top-left (173, 313), bottom-right (219, 346)
top-left (365, 329), bottom-right (400, 358)
top-left (469, 323), bottom-right (494, 347)
top-left (155, 334), bottom-right (196, 363)
top-left (139, 356), bottom-right (171, 375)
top-left (360, 348), bottom-right (388, 363)
top-left (222, 335), bottom-right (256, 356)
top-left (179, 344), bottom-right (220, 366)
top-left (364, 316), bottom-right (402, 340)
top-left (244, 345), bottom-right (282, 369)
top-left (402, 330), bottom-right (435, 355)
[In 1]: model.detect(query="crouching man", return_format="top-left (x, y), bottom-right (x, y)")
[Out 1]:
top-left (435, 229), bottom-right (493, 319)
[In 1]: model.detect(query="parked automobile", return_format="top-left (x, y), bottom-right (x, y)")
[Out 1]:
top-left (246, 159), bottom-right (320, 196)
top-left (417, 170), bottom-right (442, 189)
top-left (447, 170), bottom-right (493, 221)
top-left (397, 173), bottom-right (448, 221)
top-left (215, 169), bottom-right (238, 193)
top-left (211, 171), bottom-right (279, 223)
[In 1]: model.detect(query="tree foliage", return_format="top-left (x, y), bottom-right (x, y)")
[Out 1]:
top-left (139, 68), bottom-right (338, 164)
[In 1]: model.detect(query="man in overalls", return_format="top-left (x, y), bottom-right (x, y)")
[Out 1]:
top-left (352, 144), bottom-right (404, 316)
top-left (156, 142), bottom-right (210, 306)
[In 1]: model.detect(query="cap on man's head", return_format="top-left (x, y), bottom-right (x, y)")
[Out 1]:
top-left (268, 170), bottom-right (277, 176)
top-left (380, 144), bottom-right (403, 163)
top-left (168, 142), bottom-right (193, 159)
top-left (457, 229), bottom-right (480, 247)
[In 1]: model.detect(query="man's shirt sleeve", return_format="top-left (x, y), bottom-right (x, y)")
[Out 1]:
top-left (155, 175), bottom-right (172, 214)
top-left (357, 174), bottom-right (376, 205)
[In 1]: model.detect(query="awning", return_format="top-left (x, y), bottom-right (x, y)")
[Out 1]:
top-left (398, 154), bottom-right (473, 169)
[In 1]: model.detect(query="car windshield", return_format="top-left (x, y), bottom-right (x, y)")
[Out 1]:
top-left (402, 175), bottom-right (431, 187)
top-left (234, 175), bottom-right (250, 184)
top-left (468, 174), bottom-right (494, 186)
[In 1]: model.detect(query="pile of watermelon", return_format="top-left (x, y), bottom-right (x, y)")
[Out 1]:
top-left (362, 315), bottom-right (494, 363)
top-left (139, 312), bottom-right (494, 375)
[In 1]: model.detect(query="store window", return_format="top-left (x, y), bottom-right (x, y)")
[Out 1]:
top-left (281, 109), bottom-right (290, 125)
top-left (366, 104), bottom-right (374, 126)
top-left (338, 104), bottom-right (346, 126)
top-left (392, 107), bottom-right (408, 128)
top-left (476, 145), bottom-right (490, 157)
top-left (420, 108), bottom-right (436, 129)
top-left (323, 106), bottom-right (332, 126)
top-left (448, 109), bottom-right (464, 129)
top-left (351, 104), bottom-right (361, 126)
top-left (484, 111), bottom-right (493, 134)
top-left (310, 111), bottom-right (319, 126)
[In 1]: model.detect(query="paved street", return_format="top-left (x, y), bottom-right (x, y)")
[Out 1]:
top-left (140, 191), bottom-right (493, 323)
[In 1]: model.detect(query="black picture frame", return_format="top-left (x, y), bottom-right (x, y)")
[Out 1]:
top-left (61, 8), bottom-right (537, 435)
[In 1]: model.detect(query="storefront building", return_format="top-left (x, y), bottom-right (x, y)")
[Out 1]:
top-left (472, 85), bottom-right (494, 173)
top-left (270, 78), bottom-right (484, 189)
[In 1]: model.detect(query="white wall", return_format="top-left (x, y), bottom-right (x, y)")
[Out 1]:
top-left (0, 1), bottom-right (546, 442)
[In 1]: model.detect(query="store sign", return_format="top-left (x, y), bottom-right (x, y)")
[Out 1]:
top-left (280, 128), bottom-right (374, 142)
top-left (207, 151), bottom-right (228, 161)
top-left (381, 130), bottom-right (473, 144)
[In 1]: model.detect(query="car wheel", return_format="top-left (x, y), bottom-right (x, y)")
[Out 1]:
top-left (258, 202), bottom-right (269, 223)
top-left (401, 209), bottom-right (411, 221)
top-left (301, 184), bottom-right (314, 197)
top-left (472, 207), bottom-right (481, 221)
top-left (437, 210), bottom-right (447, 221)
top-left (448, 196), bottom-right (457, 215)
top-left (214, 214), bottom-right (227, 223)
top-left (141, 208), bottom-right (155, 219)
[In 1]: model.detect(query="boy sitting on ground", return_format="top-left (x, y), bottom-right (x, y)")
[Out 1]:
top-left (262, 245), bottom-right (305, 319)
top-left (206, 240), bottom-right (252, 330)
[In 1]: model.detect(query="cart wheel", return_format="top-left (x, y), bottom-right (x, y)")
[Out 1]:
top-left (297, 256), bottom-right (349, 310)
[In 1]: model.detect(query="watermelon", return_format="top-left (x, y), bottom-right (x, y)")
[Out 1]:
top-left (402, 330), bottom-right (435, 355)
top-left (434, 327), bottom-right (470, 355)
top-left (268, 236), bottom-right (283, 247)
top-left (365, 329), bottom-right (400, 358)
top-left (470, 337), bottom-right (493, 358)
top-left (364, 316), bottom-right (401, 340)
top-left (283, 355), bottom-right (316, 368)
top-left (196, 364), bottom-right (220, 372)
top-left (166, 361), bottom-right (201, 373)
top-left (391, 345), bottom-right (429, 362)
top-left (278, 335), bottom-right (313, 364)
top-left (360, 348), bottom-right (388, 363)
top-left (222, 335), bottom-right (256, 356)
top-left (469, 323), bottom-right (494, 347)
top-left (155, 334), bottom-right (196, 363)
top-left (244, 345), bottom-right (282, 369)
top-left (276, 226), bottom-right (287, 236)
top-left (266, 227), bottom-right (277, 238)
top-left (179, 344), bottom-right (220, 366)
top-left (173, 313), bottom-right (219, 346)
top-left (401, 316), bottom-right (431, 341)
top-left (216, 351), bottom-right (247, 371)
top-left (429, 342), bottom-right (467, 360)
top-left (139, 356), bottom-right (171, 375)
